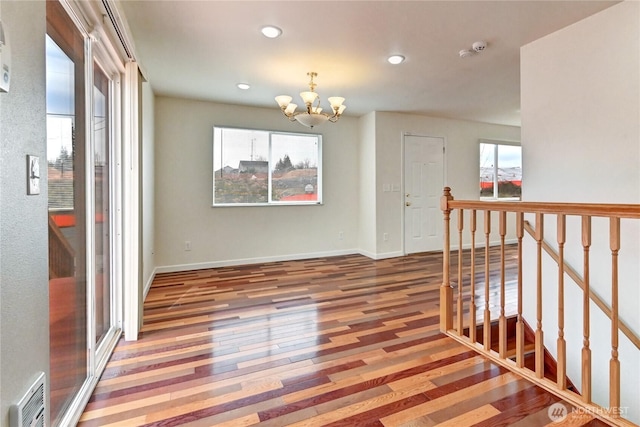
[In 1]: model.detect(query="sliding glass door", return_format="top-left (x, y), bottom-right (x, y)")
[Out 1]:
top-left (46, 1), bottom-right (120, 424)
top-left (46, 3), bottom-right (87, 423)
top-left (93, 62), bottom-right (112, 350)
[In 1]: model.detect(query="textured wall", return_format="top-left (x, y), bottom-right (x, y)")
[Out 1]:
top-left (0, 1), bottom-right (50, 426)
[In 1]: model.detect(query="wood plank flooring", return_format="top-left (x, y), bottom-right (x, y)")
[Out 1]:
top-left (79, 249), bottom-right (608, 426)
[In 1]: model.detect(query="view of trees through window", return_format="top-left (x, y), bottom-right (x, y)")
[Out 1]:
top-left (480, 141), bottom-right (522, 199)
top-left (213, 127), bottom-right (321, 205)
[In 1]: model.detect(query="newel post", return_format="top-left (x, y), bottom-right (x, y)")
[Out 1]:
top-left (440, 187), bottom-right (454, 332)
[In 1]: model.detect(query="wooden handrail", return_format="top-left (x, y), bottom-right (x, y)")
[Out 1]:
top-left (448, 199), bottom-right (640, 219)
top-left (440, 187), bottom-right (639, 427)
top-left (523, 220), bottom-right (640, 350)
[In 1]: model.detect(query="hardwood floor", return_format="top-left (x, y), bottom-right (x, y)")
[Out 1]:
top-left (79, 250), bottom-right (608, 426)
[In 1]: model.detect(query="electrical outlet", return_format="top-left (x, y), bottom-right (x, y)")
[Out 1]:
top-left (185, 241), bottom-right (191, 251)
top-left (338, 231), bottom-right (344, 240)
top-left (383, 233), bottom-right (389, 241)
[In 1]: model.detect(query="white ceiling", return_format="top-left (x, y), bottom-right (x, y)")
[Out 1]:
top-left (119, 0), bottom-right (618, 127)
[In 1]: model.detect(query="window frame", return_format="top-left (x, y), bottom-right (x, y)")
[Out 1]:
top-left (479, 139), bottom-right (522, 201)
top-left (212, 126), bottom-right (323, 207)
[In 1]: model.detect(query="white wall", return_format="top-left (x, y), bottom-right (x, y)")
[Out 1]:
top-left (373, 112), bottom-right (521, 254)
top-left (142, 81), bottom-right (155, 295)
top-left (521, 1), bottom-right (639, 422)
top-left (154, 96), bottom-right (359, 271)
top-left (0, 1), bottom-right (50, 425)
top-left (357, 112), bottom-right (377, 257)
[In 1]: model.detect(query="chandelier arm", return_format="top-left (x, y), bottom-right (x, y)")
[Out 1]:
top-left (280, 109), bottom-right (297, 122)
top-left (276, 72), bottom-right (343, 127)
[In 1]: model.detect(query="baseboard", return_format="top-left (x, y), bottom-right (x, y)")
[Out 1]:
top-left (155, 248), bottom-right (360, 274)
top-left (143, 267), bottom-right (157, 300)
top-left (359, 249), bottom-right (405, 260)
top-left (154, 241), bottom-right (516, 275)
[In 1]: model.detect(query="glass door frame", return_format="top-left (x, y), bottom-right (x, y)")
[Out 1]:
top-left (48, 1), bottom-right (125, 425)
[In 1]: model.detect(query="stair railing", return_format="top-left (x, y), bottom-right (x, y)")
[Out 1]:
top-left (522, 220), bottom-right (640, 351)
top-left (439, 187), bottom-right (640, 427)
top-left (49, 214), bottom-right (75, 279)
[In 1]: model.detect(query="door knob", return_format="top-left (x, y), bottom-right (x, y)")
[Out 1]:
top-left (405, 202), bottom-right (411, 207)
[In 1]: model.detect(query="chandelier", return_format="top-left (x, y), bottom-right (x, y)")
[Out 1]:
top-left (275, 72), bottom-right (346, 128)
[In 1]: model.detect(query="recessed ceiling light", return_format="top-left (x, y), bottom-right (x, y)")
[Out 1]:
top-left (237, 83), bottom-right (250, 90)
top-left (261, 25), bottom-right (282, 39)
top-left (387, 55), bottom-right (405, 65)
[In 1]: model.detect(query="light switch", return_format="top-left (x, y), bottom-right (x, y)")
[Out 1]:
top-left (27, 155), bottom-right (40, 195)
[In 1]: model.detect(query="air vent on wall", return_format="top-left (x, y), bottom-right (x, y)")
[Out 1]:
top-left (9, 372), bottom-right (45, 427)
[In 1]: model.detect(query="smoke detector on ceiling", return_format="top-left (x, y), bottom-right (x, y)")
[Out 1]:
top-left (472, 41), bottom-right (487, 52)
top-left (459, 41), bottom-right (487, 58)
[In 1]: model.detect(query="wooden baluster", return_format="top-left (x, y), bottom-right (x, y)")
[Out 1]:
top-left (469, 210), bottom-right (477, 343)
top-left (610, 217), bottom-right (620, 414)
top-left (515, 212), bottom-right (525, 368)
top-left (535, 213), bottom-right (544, 379)
top-left (483, 210), bottom-right (491, 352)
top-left (582, 216), bottom-right (592, 403)
top-left (457, 209), bottom-right (464, 335)
top-left (557, 214), bottom-right (567, 390)
top-left (440, 187), bottom-right (454, 332)
top-left (498, 211), bottom-right (507, 358)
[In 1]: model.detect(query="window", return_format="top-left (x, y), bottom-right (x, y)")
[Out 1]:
top-left (479, 140), bottom-right (522, 199)
top-left (213, 127), bottom-right (322, 205)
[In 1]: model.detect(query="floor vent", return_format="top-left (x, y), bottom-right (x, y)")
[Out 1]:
top-left (10, 372), bottom-right (45, 427)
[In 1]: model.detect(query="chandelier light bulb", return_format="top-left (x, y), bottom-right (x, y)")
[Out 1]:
top-left (275, 95), bottom-right (292, 109)
top-left (274, 72), bottom-right (346, 128)
top-left (328, 97), bottom-right (345, 110)
top-left (300, 91), bottom-right (318, 106)
top-left (284, 103), bottom-right (297, 115)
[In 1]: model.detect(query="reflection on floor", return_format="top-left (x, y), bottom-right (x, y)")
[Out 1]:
top-left (78, 249), bottom-right (605, 426)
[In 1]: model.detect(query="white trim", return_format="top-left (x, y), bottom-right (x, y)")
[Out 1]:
top-left (362, 250), bottom-right (405, 260)
top-left (478, 138), bottom-right (521, 147)
top-left (84, 29), bottom-right (97, 378)
top-left (155, 249), bottom-right (359, 274)
top-left (153, 247), bottom-right (441, 275)
top-left (143, 267), bottom-right (157, 300)
top-left (357, 248), bottom-right (378, 260)
top-left (122, 61), bottom-right (141, 341)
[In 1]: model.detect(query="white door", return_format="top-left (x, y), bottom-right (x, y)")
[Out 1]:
top-left (404, 135), bottom-right (445, 254)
